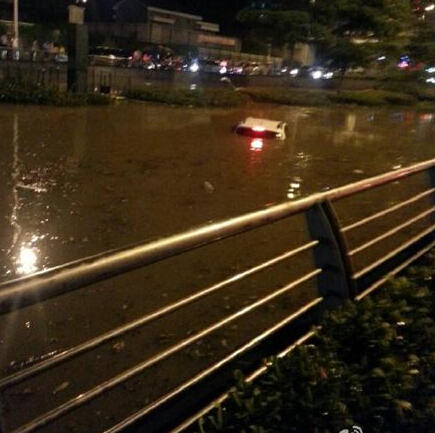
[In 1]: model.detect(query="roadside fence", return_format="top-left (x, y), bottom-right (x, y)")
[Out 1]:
top-left (0, 159), bottom-right (434, 433)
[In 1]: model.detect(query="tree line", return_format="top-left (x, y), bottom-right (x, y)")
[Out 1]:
top-left (237, 0), bottom-right (435, 71)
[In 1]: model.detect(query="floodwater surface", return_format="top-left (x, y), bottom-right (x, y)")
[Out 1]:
top-left (0, 103), bottom-right (434, 281)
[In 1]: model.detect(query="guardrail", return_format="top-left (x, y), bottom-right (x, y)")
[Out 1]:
top-left (0, 159), bottom-right (435, 433)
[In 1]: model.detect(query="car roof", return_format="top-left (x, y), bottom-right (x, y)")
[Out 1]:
top-left (240, 117), bottom-right (284, 131)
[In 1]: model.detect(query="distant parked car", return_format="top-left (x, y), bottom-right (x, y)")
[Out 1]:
top-left (188, 59), bottom-right (221, 73)
top-left (297, 66), bottom-right (334, 80)
top-left (88, 47), bottom-right (131, 67)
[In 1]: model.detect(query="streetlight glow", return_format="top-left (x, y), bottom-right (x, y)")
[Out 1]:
top-left (16, 247), bottom-right (38, 275)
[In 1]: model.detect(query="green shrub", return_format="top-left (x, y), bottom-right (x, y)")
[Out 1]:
top-left (382, 91), bottom-right (416, 106)
top-left (379, 69), bottom-right (426, 83)
top-left (196, 258), bottom-right (435, 433)
top-left (0, 80), bottom-right (111, 106)
top-left (329, 90), bottom-right (417, 106)
top-left (414, 88), bottom-right (435, 102)
top-left (124, 87), bottom-right (248, 107)
top-left (240, 88), bottom-right (331, 106)
top-left (377, 81), bottom-right (435, 102)
top-left (415, 101), bottom-right (435, 111)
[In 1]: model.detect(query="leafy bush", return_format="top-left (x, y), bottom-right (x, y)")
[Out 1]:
top-left (241, 88), bottom-right (419, 107)
top-left (241, 88), bottom-right (331, 106)
top-left (377, 82), bottom-right (435, 102)
top-left (329, 90), bottom-right (387, 106)
top-left (379, 69), bottom-right (427, 84)
top-left (414, 88), bottom-right (435, 102)
top-left (329, 90), bottom-right (416, 106)
top-left (0, 80), bottom-right (111, 106)
top-left (124, 87), bottom-right (248, 107)
top-left (415, 101), bottom-right (435, 111)
top-left (196, 257), bottom-right (435, 433)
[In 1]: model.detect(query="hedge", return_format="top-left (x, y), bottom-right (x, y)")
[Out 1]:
top-left (196, 255), bottom-right (435, 433)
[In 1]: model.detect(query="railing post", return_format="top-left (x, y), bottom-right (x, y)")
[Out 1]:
top-left (427, 168), bottom-right (435, 242)
top-left (0, 391), bottom-right (5, 433)
top-left (428, 167), bottom-right (435, 202)
top-left (305, 199), bottom-right (357, 307)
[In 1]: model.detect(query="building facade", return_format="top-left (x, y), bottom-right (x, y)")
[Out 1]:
top-left (88, 0), bottom-right (241, 52)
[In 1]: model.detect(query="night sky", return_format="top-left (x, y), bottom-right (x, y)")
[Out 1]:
top-left (90, 0), bottom-right (248, 34)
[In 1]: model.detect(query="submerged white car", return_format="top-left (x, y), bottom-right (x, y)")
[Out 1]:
top-left (235, 117), bottom-right (287, 140)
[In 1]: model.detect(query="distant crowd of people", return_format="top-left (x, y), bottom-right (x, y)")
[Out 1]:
top-left (1, 34), bottom-right (66, 62)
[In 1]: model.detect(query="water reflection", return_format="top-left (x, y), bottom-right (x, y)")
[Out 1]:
top-left (8, 112), bottom-right (44, 277)
top-left (390, 112), bottom-right (435, 124)
top-left (287, 178), bottom-right (302, 200)
top-left (250, 139), bottom-right (264, 152)
top-left (10, 112), bottom-right (22, 253)
top-left (419, 113), bottom-right (434, 123)
top-left (332, 112), bottom-right (375, 145)
top-left (16, 246), bottom-right (38, 275)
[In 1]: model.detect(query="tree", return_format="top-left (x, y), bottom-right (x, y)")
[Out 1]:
top-left (237, 8), bottom-right (311, 56)
top-left (310, 0), bottom-right (414, 72)
top-left (20, 0), bottom-right (72, 25)
top-left (407, 2), bottom-right (435, 64)
top-left (238, 0), bottom-right (415, 71)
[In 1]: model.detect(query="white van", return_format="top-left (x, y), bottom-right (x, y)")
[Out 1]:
top-left (235, 117), bottom-right (287, 140)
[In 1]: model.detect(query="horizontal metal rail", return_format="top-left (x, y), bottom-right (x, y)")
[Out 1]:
top-left (13, 269), bottom-right (321, 433)
top-left (353, 224), bottom-right (435, 280)
top-left (356, 239), bottom-right (435, 301)
top-left (168, 326), bottom-right (331, 433)
top-left (105, 298), bottom-right (323, 433)
top-left (1, 158), bottom-right (434, 315)
top-left (0, 240), bottom-right (318, 390)
top-left (349, 206), bottom-right (435, 257)
top-left (342, 188), bottom-right (435, 233)
top-left (154, 331), bottom-right (318, 433)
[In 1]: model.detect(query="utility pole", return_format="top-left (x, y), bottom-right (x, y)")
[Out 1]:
top-left (67, 1), bottom-right (88, 92)
top-left (13, 0), bottom-right (19, 59)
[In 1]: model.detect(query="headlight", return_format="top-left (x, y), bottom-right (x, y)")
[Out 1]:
top-left (190, 63), bottom-right (199, 73)
top-left (311, 70), bottom-right (322, 80)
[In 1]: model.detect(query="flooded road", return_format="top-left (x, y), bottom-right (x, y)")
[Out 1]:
top-left (0, 102), bottom-right (435, 433)
top-left (1, 103), bottom-right (434, 281)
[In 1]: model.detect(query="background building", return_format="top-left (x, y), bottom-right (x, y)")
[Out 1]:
top-left (87, 0), bottom-right (241, 53)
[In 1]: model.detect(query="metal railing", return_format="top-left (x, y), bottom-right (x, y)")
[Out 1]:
top-left (0, 158), bottom-right (435, 433)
